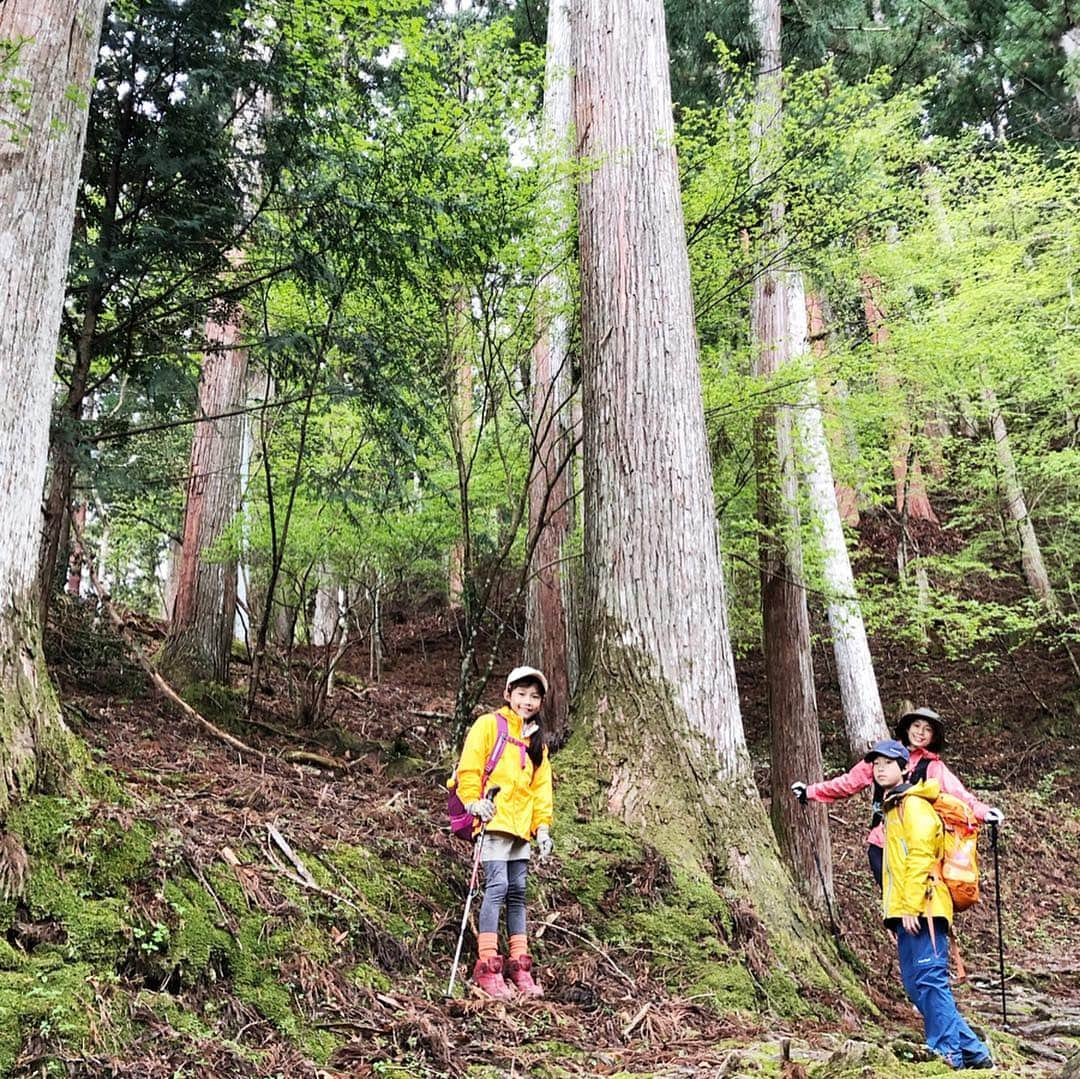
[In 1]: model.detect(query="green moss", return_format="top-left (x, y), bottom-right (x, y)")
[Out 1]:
top-left (325, 841), bottom-right (448, 942)
top-left (134, 990), bottom-right (215, 1041)
top-left (350, 962), bottom-right (392, 991)
top-left (86, 819), bottom-right (154, 894)
top-left (0, 938), bottom-right (25, 971)
top-left (79, 765), bottom-right (127, 804)
top-left (179, 681), bottom-right (246, 727)
top-left (0, 959), bottom-right (129, 1075)
top-left (5, 795), bottom-right (82, 856)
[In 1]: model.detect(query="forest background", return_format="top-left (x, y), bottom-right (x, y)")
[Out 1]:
top-left (0, 0), bottom-right (1078, 1075)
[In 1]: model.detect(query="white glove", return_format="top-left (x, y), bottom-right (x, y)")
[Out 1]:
top-left (791, 781), bottom-right (808, 804)
top-left (985, 807), bottom-right (1004, 824)
top-left (465, 798), bottom-right (496, 822)
top-left (535, 825), bottom-right (553, 860)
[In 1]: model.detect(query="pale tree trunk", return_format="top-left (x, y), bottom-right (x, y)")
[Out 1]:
top-left (160, 321), bottom-right (247, 685)
top-left (311, 573), bottom-right (342, 647)
top-left (0, 0), bottom-right (105, 813)
top-left (572, 1), bottom-right (837, 970)
top-left (525, 0), bottom-right (579, 748)
top-left (1061, 28), bottom-right (1080, 111)
top-left (792, 280), bottom-right (887, 757)
top-left (748, 0), bottom-right (832, 913)
top-left (37, 84), bottom-right (130, 620)
top-left (806, 291), bottom-right (859, 525)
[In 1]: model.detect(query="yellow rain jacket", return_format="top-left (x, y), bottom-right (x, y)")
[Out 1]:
top-left (881, 780), bottom-right (953, 926)
top-left (453, 707), bottom-right (553, 842)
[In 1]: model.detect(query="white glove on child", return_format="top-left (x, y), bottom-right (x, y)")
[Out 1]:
top-left (791, 781), bottom-right (808, 804)
top-left (535, 825), bottom-right (553, 860)
top-left (465, 798), bottom-right (496, 822)
top-left (985, 807), bottom-right (1004, 824)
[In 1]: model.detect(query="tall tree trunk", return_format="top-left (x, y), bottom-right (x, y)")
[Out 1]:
top-left (793, 280), bottom-right (887, 757)
top-left (37, 84), bottom-right (131, 620)
top-left (0, 0), bottom-right (105, 812)
top-left (525, 0), bottom-right (578, 748)
top-left (159, 319), bottom-right (247, 685)
top-left (572, 2), bottom-right (835, 975)
top-left (747, 0), bottom-right (832, 913)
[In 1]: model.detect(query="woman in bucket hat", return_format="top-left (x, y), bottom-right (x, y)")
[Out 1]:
top-left (791, 705), bottom-right (1003, 888)
top-left (453, 666), bottom-right (553, 998)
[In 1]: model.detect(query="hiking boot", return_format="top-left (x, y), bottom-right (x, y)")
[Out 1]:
top-left (472, 956), bottom-right (513, 1000)
top-left (965, 1058), bottom-right (994, 1070)
top-left (506, 954), bottom-right (543, 998)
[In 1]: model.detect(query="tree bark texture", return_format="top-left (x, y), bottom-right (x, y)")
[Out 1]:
top-left (160, 319), bottom-right (247, 684)
top-left (571, 0), bottom-right (849, 988)
top-left (525, 0), bottom-right (579, 748)
top-left (747, 0), bottom-right (832, 912)
top-left (792, 280), bottom-right (887, 757)
top-left (0, 0), bottom-right (105, 810)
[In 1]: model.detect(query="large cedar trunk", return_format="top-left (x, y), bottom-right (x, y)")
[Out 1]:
top-left (748, 0), bottom-right (832, 911)
top-left (572, 0), bottom-right (834, 970)
top-left (524, 0), bottom-right (578, 748)
top-left (794, 280), bottom-right (887, 757)
top-left (160, 317), bottom-right (247, 685)
top-left (0, 0), bottom-right (106, 810)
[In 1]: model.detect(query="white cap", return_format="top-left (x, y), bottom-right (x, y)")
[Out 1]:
top-left (504, 665), bottom-right (548, 695)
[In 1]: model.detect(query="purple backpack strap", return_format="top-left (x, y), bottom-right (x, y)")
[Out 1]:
top-left (481, 712), bottom-right (509, 791)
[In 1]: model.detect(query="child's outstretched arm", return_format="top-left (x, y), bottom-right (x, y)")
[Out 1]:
top-left (806, 758), bottom-right (875, 803)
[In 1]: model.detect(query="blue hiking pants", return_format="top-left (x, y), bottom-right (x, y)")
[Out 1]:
top-left (478, 859), bottom-right (528, 936)
top-left (896, 918), bottom-right (991, 1068)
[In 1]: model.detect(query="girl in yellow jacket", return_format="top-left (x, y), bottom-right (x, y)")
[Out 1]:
top-left (873, 740), bottom-right (993, 1070)
top-left (455, 666), bottom-right (553, 999)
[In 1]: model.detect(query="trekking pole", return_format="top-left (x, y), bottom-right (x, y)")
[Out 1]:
top-left (990, 820), bottom-right (1007, 1027)
top-left (446, 785), bottom-right (500, 999)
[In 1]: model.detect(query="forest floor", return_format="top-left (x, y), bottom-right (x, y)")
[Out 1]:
top-left (16, 601), bottom-right (1080, 1078)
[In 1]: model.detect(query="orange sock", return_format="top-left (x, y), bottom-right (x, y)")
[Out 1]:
top-left (478, 932), bottom-right (499, 961)
top-left (509, 934), bottom-right (528, 959)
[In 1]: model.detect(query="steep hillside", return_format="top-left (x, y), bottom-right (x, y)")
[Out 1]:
top-left (0, 603), bottom-right (1075, 1077)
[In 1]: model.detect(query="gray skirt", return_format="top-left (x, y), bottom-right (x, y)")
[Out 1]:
top-left (479, 830), bottom-right (531, 862)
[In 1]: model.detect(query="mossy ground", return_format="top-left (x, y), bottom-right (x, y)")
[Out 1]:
top-left (6, 606), bottom-right (1072, 1076)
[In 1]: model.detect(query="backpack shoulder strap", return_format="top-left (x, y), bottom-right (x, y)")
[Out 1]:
top-left (909, 756), bottom-right (931, 786)
top-left (482, 712), bottom-right (510, 784)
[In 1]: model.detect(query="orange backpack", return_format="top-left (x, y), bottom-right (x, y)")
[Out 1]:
top-left (930, 791), bottom-right (981, 912)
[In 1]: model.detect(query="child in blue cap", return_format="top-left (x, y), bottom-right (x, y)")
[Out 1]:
top-left (870, 739), bottom-right (993, 1070)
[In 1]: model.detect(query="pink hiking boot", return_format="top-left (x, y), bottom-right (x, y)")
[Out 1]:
top-left (506, 955), bottom-right (543, 998)
top-left (472, 956), bottom-right (513, 1000)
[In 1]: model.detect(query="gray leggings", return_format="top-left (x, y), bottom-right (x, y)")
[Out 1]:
top-left (478, 859), bottom-right (528, 936)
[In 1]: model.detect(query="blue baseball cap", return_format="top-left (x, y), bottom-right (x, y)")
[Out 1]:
top-left (863, 739), bottom-right (910, 765)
